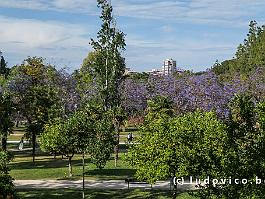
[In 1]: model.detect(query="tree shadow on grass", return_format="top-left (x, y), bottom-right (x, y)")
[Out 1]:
top-left (10, 157), bottom-right (136, 180)
top-left (9, 158), bottom-right (85, 170)
top-left (17, 189), bottom-right (173, 199)
top-left (84, 168), bottom-right (136, 180)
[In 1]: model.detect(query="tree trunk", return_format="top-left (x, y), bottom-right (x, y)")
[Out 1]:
top-left (1, 134), bottom-right (7, 151)
top-left (32, 132), bottom-right (36, 163)
top-left (172, 172), bottom-right (177, 199)
top-left (16, 120), bottom-right (19, 127)
top-left (114, 122), bottom-right (120, 167)
top-left (68, 156), bottom-right (73, 177)
top-left (82, 153), bottom-right (85, 199)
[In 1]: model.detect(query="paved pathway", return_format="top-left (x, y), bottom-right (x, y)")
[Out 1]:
top-left (7, 141), bottom-right (29, 144)
top-left (14, 180), bottom-right (195, 190)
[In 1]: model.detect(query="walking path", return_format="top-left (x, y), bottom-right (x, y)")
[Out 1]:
top-left (14, 180), bottom-right (195, 190)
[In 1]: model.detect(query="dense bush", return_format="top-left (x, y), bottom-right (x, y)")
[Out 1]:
top-left (0, 150), bottom-right (15, 199)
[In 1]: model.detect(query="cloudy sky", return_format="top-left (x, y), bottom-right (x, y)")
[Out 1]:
top-left (0, 0), bottom-right (264, 72)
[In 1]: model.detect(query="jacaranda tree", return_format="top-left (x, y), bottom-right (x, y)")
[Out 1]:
top-left (8, 57), bottom-right (60, 162)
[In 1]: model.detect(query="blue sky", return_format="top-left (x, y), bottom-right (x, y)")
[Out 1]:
top-left (0, 0), bottom-right (265, 72)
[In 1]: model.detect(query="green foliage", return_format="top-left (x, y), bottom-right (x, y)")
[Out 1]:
top-left (213, 21), bottom-right (265, 77)
top-left (10, 57), bottom-right (59, 124)
top-left (0, 53), bottom-right (13, 151)
top-left (127, 72), bottom-right (149, 82)
top-left (0, 150), bottom-right (15, 198)
top-left (0, 53), bottom-right (10, 79)
top-left (257, 102), bottom-right (265, 131)
top-left (169, 111), bottom-right (227, 177)
top-left (126, 96), bottom-right (174, 184)
top-left (128, 94), bottom-right (265, 198)
top-left (41, 104), bottom-right (115, 173)
top-left (0, 94), bottom-right (13, 150)
top-left (41, 109), bottom-right (95, 156)
top-left (214, 94), bottom-right (265, 199)
top-left (145, 95), bottom-right (174, 122)
top-left (90, 0), bottom-right (126, 110)
top-left (8, 57), bottom-right (61, 161)
top-left (127, 99), bottom-right (227, 186)
top-left (76, 51), bottom-right (98, 101)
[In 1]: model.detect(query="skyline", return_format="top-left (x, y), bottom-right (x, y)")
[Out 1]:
top-left (0, 0), bottom-right (265, 72)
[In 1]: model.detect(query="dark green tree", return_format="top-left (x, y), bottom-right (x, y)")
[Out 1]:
top-left (0, 150), bottom-right (15, 199)
top-left (216, 94), bottom-right (265, 199)
top-left (0, 52), bottom-right (13, 151)
top-left (0, 52), bottom-right (10, 79)
top-left (0, 94), bottom-right (13, 151)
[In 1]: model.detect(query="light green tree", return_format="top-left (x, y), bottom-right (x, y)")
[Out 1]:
top-left (40, 104), bottom-right (114, 177)
top-left (127, 96), bottom-right (228, 198)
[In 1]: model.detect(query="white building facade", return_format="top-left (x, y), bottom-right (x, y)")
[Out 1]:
top-left (163, 58), bottom-right (177, 75)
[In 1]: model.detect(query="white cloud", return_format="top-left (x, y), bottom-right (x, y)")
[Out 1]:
top-left (161, 25), bottom-right (174, 33)
top-left (0, 0), bottom-right (49, 11)
top-left (0, 0), bottom-right (264, 71)
top-left (0, 15), bottom-right (93, 69)
top-left (0, 0), bottom-right (264, 26)
top-left (0, 16), bottom-right (91, 48)
top-left (0, 0), bottom-right (98, 14)
top-left (113, 0), bottom-right (265, 26)
top-left (52, 0), bottom-right (96, 11)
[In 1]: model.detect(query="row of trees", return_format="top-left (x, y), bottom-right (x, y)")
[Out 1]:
top-left (0, 0), bottom-right (125, 159)
top-left (120, 67), bottom-right (264, 119)
top-left (0, 1), bottom-right (125, 198)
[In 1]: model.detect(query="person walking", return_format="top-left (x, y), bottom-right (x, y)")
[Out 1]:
top-left (18, 136), bottom-right (24, 150)
top-left (127, 133), bottom-right (133, 143)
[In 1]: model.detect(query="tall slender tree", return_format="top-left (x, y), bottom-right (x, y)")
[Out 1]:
top-left (90, 0), bottom-right (126, 166)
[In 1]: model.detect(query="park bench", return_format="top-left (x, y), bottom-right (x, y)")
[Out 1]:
top-left (125, 177), bottom-right (149, 189)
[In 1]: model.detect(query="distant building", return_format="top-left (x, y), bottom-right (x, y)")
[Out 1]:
top-left (149, 58), bottom-right (178, 76)
top-left (163, 58), bottom-right (177, 75)
top-left (147, 69), bottom-right (163, 76)
top-left (124, 67), bottom-right (137, 76)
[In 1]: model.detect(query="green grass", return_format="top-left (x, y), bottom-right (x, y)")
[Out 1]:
top-left (16, 189), bottom-right (197, 199)
top-left (9, 153), bottom-right (135, 180)
top-left (8, 134), bottom-right (24, 141)
top-left (119, 131), bottom-right (139, 136)
top-left (7, 126), bottom-right (136, 181)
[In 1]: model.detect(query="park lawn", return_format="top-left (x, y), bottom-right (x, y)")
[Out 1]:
top-left (16, 189), bottom-right (197, 199)
top-left (9, 153), bottom-right (135, 180)
top-left (8, 134), bottom-right (24, 141)
top-left (12, 126), bottom-right (27, 134)
top-left (8, 126), bottom-right (137, 181)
